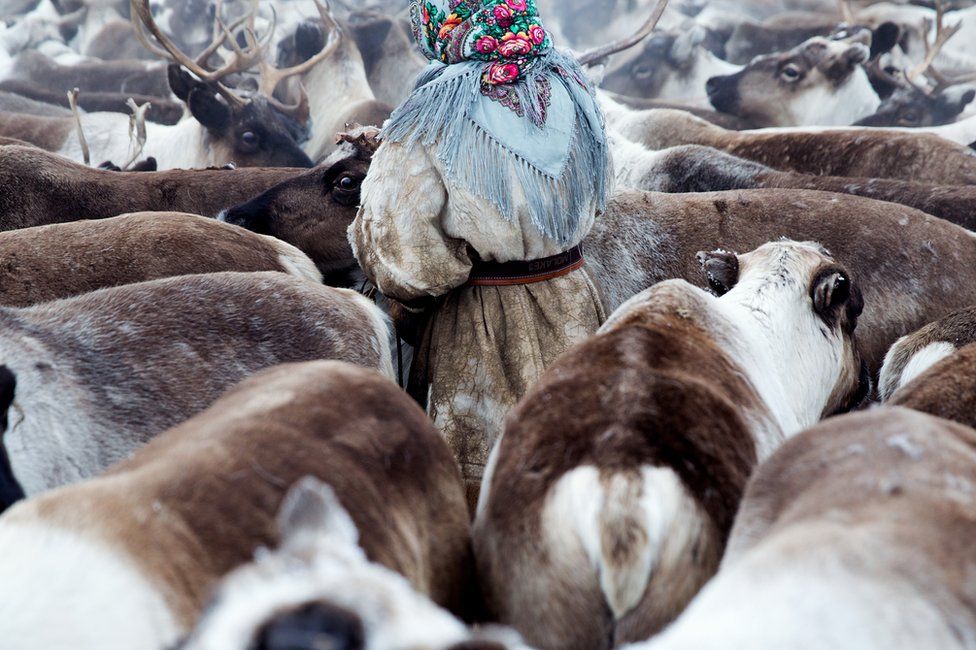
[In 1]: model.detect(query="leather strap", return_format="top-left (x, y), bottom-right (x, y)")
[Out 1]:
top-left (468, 245), bottom-right (585, 286)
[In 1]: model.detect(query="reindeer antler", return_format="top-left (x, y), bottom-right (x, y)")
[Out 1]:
top-left (67, 88), bottom-right (90, 167)
top-left (836, 0), bottom-right (855, 25)
top-left (193, 0), bottom-right (258, 69)
top-left (577, 0), bottom-right (670, 66)
top-left (906, 0), bottom-right (962, 84)
top-left (129, 0), bottom-right (265, 108)
top-left (251, 0), bottom-right (341, 123)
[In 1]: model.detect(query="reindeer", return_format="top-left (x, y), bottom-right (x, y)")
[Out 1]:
top-left (0, 78), bottom-right (185, 124)
top-left (183, 475), bottom-right (521, 650)
top-left (856, 83), bottom-right (975, 127)
top-left (879, 306), bottom-right (976, 401)
top-left (885, 342), bottom-right (976, 432)
top-left (0, 145), bottom-right (307, 230)
top-left (269, 1), bottom-right (392, 160)
top-left (0, 272), bottom-right (391, 504)
top-left (346, 8), bottom-right (427, 106)
top-left (722, 12), bottom-right (845, 64)
top-left (706, 34), bottom-right (880, 126)
top-left (612, 141), bottom-right (976, 229)
top-left (218, 127), bottom-right (376, 283)
top-left (856, 5), bottom-right (976, 127)
top-left (601, 25), bottom-right (741, 108)
top-left (634, 407), bottom-right (976, 650)
top-left (0, 88), bottom-right (73, 116)
top-left (0, 212), bottom-right (323, 307)
top-left (0, 361), bottom-right (468, 649)
top-left (603, 103), bottom-right (976, 183)
top-left (474, 241), bottom-right (866, 649)
top-left (0, 0), bottom-right (317, 169)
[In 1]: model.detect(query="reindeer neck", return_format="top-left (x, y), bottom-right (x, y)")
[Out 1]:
top-left (143, 118), bottom-right (211, 170)
top-left (305, 37), bottom-right (376, 112)
top-left (715, 281), bottom-right (838, 455)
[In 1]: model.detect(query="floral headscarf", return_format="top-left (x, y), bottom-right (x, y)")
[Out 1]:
top-left (412, 0), bottom-right (552, 87)
top-left (383, 0), bottom-right (611, 245)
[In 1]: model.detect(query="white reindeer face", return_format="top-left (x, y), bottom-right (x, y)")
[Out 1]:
top-left (700, 241), bottom-right (869, 419)
top-left (178, 478), bottom-right (475, 650)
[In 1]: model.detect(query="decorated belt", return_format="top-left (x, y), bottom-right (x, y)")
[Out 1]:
top-left (468, 245), bottom-right (585, 286)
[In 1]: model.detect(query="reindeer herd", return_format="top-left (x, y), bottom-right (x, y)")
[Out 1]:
top-left (1, 0), bottom-right (976, 648)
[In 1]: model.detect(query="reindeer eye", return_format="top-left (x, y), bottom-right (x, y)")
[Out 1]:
top-left (332, 173), bottom-right (362, 206)
top-left (241, 131), bottom-right (259, 146)
top-left (780, 64), bottom-right (802, 82)
top-left (333, 173), bottom-right (363, 196)
top-left (633, 64), bottom-right (653, 79)
top-left (900, 110), bottom-right (919, 124)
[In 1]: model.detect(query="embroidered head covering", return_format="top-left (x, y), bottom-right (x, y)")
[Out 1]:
top-left (413, 0), bottom-right (553, 87)
top-left (383, 0), bottom-right (611, 245)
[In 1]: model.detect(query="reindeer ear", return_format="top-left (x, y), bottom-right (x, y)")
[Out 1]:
top-left (697, 250), bottom-right (739, 296)
top-left (187, 86), bottom-right (231, 132)
top-left (0, 366), bottom-right (15, 435)
top-left (167, 64), bottom-right (196, 102)
top-left (959, 89), bottom-right (976, 112)
top-left (811, 269), bottom-right (864, 331)
top-left (277, 476), bottom-right (359, 551)
top-left (295, 20), bottom-right (326, 63)
top-left (870, 22), bottom-right (900, 59)
top-left (0, 365), bottom-right (23, 513)
top-left (349, 13), bottom-right (394, 70)
top-left (670, 28), bottom-right (704, 65)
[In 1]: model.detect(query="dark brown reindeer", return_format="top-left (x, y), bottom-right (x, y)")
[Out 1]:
top-left (219, 127), bottom-right (377, 284)
top-left (0, 145), bottom-right (305, 231)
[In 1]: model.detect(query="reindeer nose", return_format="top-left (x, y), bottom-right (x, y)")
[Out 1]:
top-left (705, 76), bottom-right (722, 97)
top-left (256, 603), bottom-right (364, 650)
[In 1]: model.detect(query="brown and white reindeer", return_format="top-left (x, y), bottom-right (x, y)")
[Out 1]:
top-left (705, 33), bottom-right (881, 126)
top-left (0, 272), bottom-right (391, 507)
top-left (0, 361), bottom-right (470, 650)
top-left (473, 241), bottom-right (867, 649)
top-left (0, 212), bottom-right (322, 307)
top-left (180, 474), bottom-right (525, 650)
top-left (887, 342), bottom-right (976, 431)
top-left (879, 305), bottom-right (976, 401)
top-left (632, 407), bottom-right (976, 650)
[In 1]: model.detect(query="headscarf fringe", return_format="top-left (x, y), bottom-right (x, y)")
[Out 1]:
top-left (382, 50), bottom-right (611, 246)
